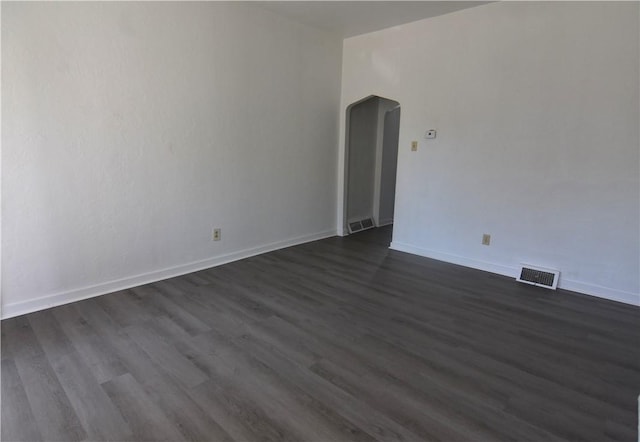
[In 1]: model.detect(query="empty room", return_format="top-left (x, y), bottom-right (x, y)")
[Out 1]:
top-left (2, 1), bottom-right (639, 441)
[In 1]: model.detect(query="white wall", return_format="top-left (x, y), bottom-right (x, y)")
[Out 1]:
top-left (339, 2), bottom-right (640, 305)
top-left (2, 2), bottom-right (342, 318)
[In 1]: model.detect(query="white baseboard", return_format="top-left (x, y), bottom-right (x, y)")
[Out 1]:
top-left (390, 241), bottom-right (519, 278)
top-left (557, 279), bottom-right (640, 306)
top-left (1, 229), bottom-right (337, 320)
top-left (389, 241), bottom-right (640, 307)
top-left (377, 218), bottom-right (393, 227)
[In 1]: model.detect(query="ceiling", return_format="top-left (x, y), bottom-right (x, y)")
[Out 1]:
top-left (255, 1), bottom-right (490, 38)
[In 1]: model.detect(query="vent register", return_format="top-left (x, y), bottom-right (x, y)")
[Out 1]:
top-left (348, 218), bottom-right (375, 234)
top-left (517, 264), bottom-right (560, 290)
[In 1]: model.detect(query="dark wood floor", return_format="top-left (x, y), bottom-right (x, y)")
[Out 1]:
top-left (2, 226), bottom-right (639, 441)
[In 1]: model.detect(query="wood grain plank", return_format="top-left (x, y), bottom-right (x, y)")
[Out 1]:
top-left (14, 352), bottom-right (87, 441)
top-left (101, 373), bottom-right (185, 442)
top-left (1, 358), bottom-right (42, 442)
top-left (124, 320), bottom-right (209, 389)
top-left (49, 351), bottom-right (132, 440)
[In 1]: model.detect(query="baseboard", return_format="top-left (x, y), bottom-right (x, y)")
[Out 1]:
top-left (377, 218), bottom-right (393, 227)
top-left (1, 229), bottom-right (337, 320)
top-left (557, 279), bottom-right (639, 306)
top-left (390, 241), bottom-right (518, 278)
top-left (389, 241), bottom-right (640, 307)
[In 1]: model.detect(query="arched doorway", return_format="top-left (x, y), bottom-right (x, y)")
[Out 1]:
top-left (343, 96), bottom-right (400, 237)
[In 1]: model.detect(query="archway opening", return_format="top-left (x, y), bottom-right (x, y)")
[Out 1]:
top-left (343, 95), bottom-right (400, 241)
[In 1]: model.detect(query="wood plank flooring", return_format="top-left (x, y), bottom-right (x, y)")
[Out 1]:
top-left (2, 226), bottom-right (639, 441)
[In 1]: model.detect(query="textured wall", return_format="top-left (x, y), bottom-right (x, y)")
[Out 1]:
top-left (338, 2), bottom-right (639, 304)
top-left (2, 2), bottom-right (342, 317)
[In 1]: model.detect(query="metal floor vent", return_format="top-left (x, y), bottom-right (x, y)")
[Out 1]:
top-left (348, 218), bottom-right (375, 234)
top-left (516, 264), bottom-right (560, 290)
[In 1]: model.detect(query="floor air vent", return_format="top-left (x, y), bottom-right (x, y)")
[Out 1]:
top-left (516, 265), bottom-right (560, 290)
top-left (348, 218), bottom-right (375, 234)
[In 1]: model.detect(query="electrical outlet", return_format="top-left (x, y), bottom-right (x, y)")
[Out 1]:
top-left (482, 234), bottom-right (491, 246)
top-left (411, 141), bottom-right (418, 151)
top-left (213, 228), bottom-right (221, 241)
